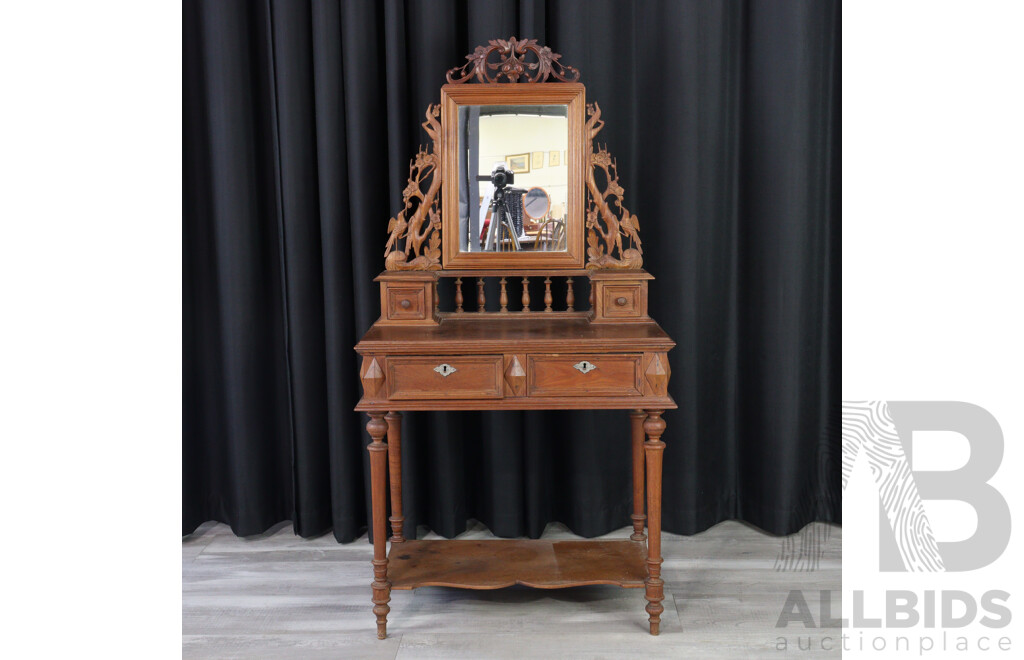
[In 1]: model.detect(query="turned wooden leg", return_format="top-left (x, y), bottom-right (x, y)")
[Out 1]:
top-left (629, 410), bottom-right (647, 541)
top-left (386, 412), bottom-right (405, 543)
top-left (366, 413), bottom-right (391, 639)
top-left (643, 410), bottom-right (666, 635)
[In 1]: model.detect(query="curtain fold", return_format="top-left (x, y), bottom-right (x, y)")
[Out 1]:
top-left (184, 0), bottom-right (841, 542)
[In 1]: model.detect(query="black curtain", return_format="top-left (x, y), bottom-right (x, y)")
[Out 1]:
top-left (184, 0), bottom-right (841, 542)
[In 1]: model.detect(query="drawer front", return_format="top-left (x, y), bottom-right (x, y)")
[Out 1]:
top-left (387, 355), bottom-right (503, 400)
top-left (528, 354), bottom-right (643, 397)
top-left (386, 286), bottom-right (426, 321)
top-left (602, 284), bottom-right (643, 319)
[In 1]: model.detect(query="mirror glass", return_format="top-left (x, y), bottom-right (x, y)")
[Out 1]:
top-left (522, 187), bottom-right (550, 219)
top-left (457, 104), bottom-right (569, 253)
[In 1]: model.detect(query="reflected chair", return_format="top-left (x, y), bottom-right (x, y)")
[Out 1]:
top-left (534, 218), bottom-right (566, 251)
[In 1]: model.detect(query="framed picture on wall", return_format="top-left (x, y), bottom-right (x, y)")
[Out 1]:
top-left (549, 150), bottom-right (560, 167)
top-left (505, 153), bottom-right (530, 173)
top-left (532, 151), bottom-right (544, 169)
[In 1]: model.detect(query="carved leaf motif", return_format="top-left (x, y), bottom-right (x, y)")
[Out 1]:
top-left (384, 105), bottom-right (442, 271)
top-left (584, 104), bottom-right (644, 270)
top-left (423, 217), bottom-right (442, 263)
top-left (446, 36), bottom-right (580, 84)
top-left (468, 45), bottom-right (488, 64)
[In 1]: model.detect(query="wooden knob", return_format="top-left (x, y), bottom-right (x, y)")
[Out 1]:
top-left (616, 297), bottom-right (628, 306)
top-left (400, 299), bottom-right (411, 309)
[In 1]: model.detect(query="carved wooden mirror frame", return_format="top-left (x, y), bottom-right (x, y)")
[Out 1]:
top-left (440, 83), bottom-right (587, 269)
top-left (382, 38), bottom-right (644, 274)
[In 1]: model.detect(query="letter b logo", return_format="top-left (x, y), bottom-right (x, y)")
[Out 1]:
top-left (843, 401), bottom-right (1010, 572)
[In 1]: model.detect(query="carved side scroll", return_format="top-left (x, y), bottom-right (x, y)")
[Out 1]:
top-left (585, 103), bottom-right (643, 269)
top-left (446, 37), bottom-right (580, 84)
top-left (384, 105), bottom-right (443, 271)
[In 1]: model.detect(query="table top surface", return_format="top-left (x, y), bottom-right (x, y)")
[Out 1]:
top-left (355, 316), bottom-right (675, 355)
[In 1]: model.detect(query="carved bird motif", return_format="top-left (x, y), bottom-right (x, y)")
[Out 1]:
top-left (384, 215), bottom-right (406, 256)
top-left (619, 211), bottom-right (642, 248)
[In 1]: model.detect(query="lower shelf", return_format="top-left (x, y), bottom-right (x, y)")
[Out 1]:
top-left (387, 538), bottom-right (648, 590)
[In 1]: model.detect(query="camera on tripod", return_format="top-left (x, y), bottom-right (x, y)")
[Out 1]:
top-left (490, 163), bottom-right (514, 189)
top-left (477, 164), bottom-right (527, 251)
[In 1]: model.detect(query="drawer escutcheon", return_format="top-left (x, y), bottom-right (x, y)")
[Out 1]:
top-left (573, 361), bottom-right (597, 374)
top-left (434, 363), bottom-right (457, 377)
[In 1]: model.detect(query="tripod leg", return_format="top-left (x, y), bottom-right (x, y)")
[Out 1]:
top-left (484, 210), bottom-right (498, 251)
top-left (496, 198), bottom-right (520, 251)
top-left (505, 218), bottom-right (521, 250)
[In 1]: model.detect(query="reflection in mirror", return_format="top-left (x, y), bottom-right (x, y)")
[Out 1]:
top-left (523, 187), bottom-right (551, 220)
top-left (458, 105), bottom-right (569, 253)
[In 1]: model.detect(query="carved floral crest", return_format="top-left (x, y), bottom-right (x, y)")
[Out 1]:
top-left (446, 37), bottom-right (580, 84)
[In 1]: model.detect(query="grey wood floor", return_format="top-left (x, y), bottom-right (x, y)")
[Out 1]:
top-left (183, 520), bottom-right (840, 659)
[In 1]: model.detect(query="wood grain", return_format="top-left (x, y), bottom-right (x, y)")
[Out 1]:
top-left (589, 271), bottom-right (652, 323)
top-left (643, 410), bottom-right (666, 635)
top-left (502, 354), bottom-right (527, 397)
top-left (584, 103), bottom-right (644, 270)
top-left (382, 105), bottom-right (442, 272)
top-left (445, 37), bottom-right (580, 84)
top-left (361, 72), bottom-right (676, 641)
top-left (183, 520), bottom-right (841, 659)
top-left (440, 269), bottom-right (591, 278)
top-left (355, 395), bottom-right (675, 412)
top-left (386, 412), bottom-right (404, 543)
top-left (629, 410), bottom-right (647, 541)
top-left (385, 356), bottom-right (504, 400)
top-left (366, 414), bottom-right (391, 639)
top-left (388, 539), bottom-right (648, 590)
top-left (441, 84), bottom-right (586, 270)
top-left (356, 316), bottom-right (674, 355)
top-left (375, 273), bottom-right (439, 326)
top-left (527, 353), bottom-right (642, 397)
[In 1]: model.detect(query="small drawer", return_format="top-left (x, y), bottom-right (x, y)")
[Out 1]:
top-left (387, 287), bottom-right (426, 320)
top-left (387, 356), bottom-right (503, 400)
top-left (602, 285), bottom-right (643, 319)
top-left (527, 354), bottom-right (643, 397)
top-left (589, 273), bottom-right (651, 323)
top-left (376, 273), bottom-right (438, 326)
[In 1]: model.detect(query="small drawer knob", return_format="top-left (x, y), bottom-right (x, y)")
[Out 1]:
top-left (400, 299), bottom-right (412, 309)
top-left (615, 297), bottom-right (628, 306)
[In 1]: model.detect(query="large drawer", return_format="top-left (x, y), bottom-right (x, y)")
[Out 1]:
top-left (386, 355), bottom-right (504, 400)
top-left (527, 354), bottom-right (643, 397)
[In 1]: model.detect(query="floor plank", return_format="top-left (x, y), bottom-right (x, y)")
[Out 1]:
top-left (183, 520), bottom-right (841, 659)
top-left (182, 633), bottom-right (402, 660)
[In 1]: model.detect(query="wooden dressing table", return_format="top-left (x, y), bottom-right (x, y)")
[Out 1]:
top-left (355, 38), bottom-right (675, 639)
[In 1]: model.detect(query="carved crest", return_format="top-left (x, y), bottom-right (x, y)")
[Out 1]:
top-left (384, 105), bottom-right (443, 271)
top-left (446, 37), bottom-right (580, 84)
top-left (585, 103), bottom-right (643, 269)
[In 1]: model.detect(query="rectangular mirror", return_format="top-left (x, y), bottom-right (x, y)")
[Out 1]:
top-left (458, 104), bottom-right (568, 253)
top-left (441, 84), bottom-right (586, 269)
